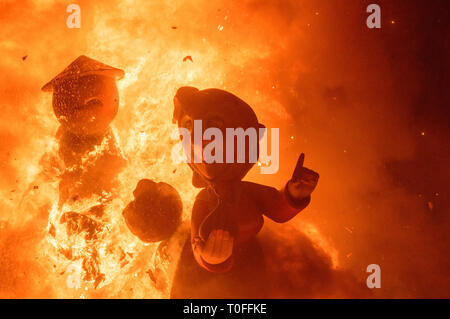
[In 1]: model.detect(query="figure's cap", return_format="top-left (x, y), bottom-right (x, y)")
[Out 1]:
top-left (41, 55), bottom-right (125, 92)
top-left (173, 86), bottom-right (259, 127)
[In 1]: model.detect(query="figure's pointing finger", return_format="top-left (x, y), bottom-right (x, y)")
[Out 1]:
top-left (292, 153), bottom-right (305, 180)
top-left (299, 153), bottom-right (305, 167)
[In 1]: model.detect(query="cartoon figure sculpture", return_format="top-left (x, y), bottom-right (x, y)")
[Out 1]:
top-left (42, 55), bottom-right (126, 206)
top-left (121, 86), bottom-right (319, 297)
top-left (171, 87), bottom-right (319, 273)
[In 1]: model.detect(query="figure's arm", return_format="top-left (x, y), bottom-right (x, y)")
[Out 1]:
top-left (190, 193), bottom-right (234, 273)
top-left (248, 153), bottom-right (319, 223)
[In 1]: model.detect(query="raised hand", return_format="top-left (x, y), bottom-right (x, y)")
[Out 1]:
top-left (194, 229), bottom-right (234, 265)
top-left (287, 153), bottom-right (319, 200)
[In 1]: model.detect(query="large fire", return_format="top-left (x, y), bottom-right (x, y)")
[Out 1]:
top-left (0, 0), bottom-right (340, 298)
top-left (1, 0), bottom-right (448, 298)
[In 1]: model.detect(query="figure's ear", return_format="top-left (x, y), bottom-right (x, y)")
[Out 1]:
top-left (258, 123), bottom-right (266, 141)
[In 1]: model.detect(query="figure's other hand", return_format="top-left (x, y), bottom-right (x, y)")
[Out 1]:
top-left (287, 153), bottom-right (319, 200)
top-left (195, 229), bottom-right (234, 265)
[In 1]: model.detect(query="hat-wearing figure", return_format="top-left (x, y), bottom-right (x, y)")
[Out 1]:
top-left (40, 56), bottom-right (126, 287)
top-left (172, 87), bottom-right (319, 274)
top-left (42, 55), bottom-right (126, 206)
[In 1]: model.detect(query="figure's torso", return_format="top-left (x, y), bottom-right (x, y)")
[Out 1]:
top-left (192, 182), bottom-right (264, 244)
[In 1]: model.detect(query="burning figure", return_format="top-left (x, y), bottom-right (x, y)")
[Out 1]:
top-left (42, 55), bottom-right (126, 206)
top-left (171, 87), bottom-right (319, 274)
top-left (41, 56), bottom-right (127, 287)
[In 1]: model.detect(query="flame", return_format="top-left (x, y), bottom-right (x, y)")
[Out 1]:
top-left (1, 0), bottom-right (346, 298)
